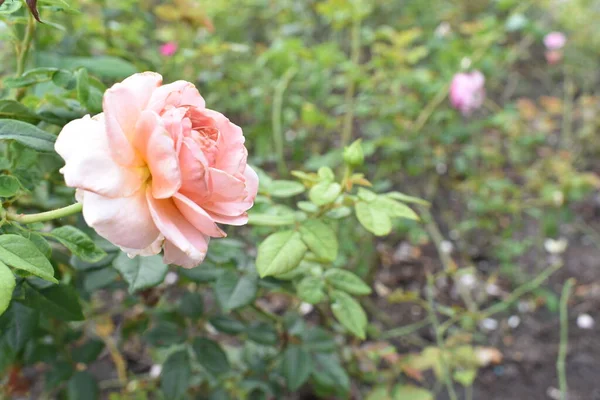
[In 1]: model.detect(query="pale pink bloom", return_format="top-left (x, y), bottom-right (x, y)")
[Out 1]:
top-left (449, 71), bottom-right (485, 116)
top-left (544, 32), bottom-right (566, 50)
top-left (160, 42), bottom-right (178, 56)
top-left (545, 50), bottom-right (563, 65)
top-left (55, 72), bottom-right (258, 268)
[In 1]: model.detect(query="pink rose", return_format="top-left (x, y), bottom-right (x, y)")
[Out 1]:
top-left (543, 32), bottom-right (566, 65)
top-left (160, 42), bottom-right (178, 57)
top-left (449, 71), bottom-right (485, 116)
top-left (544, 32), bottom-right (566, 50)
top-left (55, 72), bottom-right (258, 268)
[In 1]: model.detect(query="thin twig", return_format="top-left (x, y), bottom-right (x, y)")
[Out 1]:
top-left (480, 261), bottom-right (563, 319)
top-left (557, 278), bottom-right (575, 400)
top-left (426, 273), bottom-right (458, 400)
top-left (272, 67), bottom-right (297, 177)
top-left (379, 318), bottom-right (429, 339)
top-left (340, 16), bottom-right (361, 148)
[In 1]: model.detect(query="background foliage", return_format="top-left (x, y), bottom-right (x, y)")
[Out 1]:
top-left (1, 0), bottom-right (600, 399)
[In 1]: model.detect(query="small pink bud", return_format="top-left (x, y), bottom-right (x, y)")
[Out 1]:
top-left (159, 42), bottom-right (178, 57)
top-left (449, 71), bottom-right (485, 116)
top-left (544, 32), bottom-right (567, 50)
top-left (545, 50), bottom-right (563, 65)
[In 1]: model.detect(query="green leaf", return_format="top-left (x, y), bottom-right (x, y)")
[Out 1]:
top-left (311, 353), bottom-right (350, 393)
top-left (29, 233), bottom-right (51, 258)
top-left (330, 290), bottom-right (367, 339)
top-left (453, 369), bottom-right (477, 386)
top-left (67, 371), bottom-right (99, 400)
top-left (75, 68), bottom-right (90, 108)
top-left (0, 100), bottom-right (40, 124)
top-left (192, 337), bottom-right (230, 375)
top-left (3, 68), bottom-right (59, 88)
top-left (268, 180), bottom-right (305, 198)
top-left (53, 55), bottom-right (137, 79)
top-left (0, 0), bottom-right (22, 14)
top-left (317, 166), bottom-right (335, 181)
top-left (393, 385), bottom-right (433, 400)
top-left (0, 175), bottom-right (20, 197)
top-left (302, 327), bottom-right (336, 352)
top-left (299, 219), bottom-right (338, 262)
top-left (214, 270), bottom-right (258, 311)
top-left (0, 234), bottom-right (57, 283)
top-left (374, 196), bottom-right (419, 220)
top-left (0, 119), bottom-right (56, 152)
top-left (179, 291), bottom-right (204, 319)
top-left (281, 345), bottom-right (312, 391)
top-left (0, 302), bottom-right (38, 351)
top-left (248, 212), bottom-right (295, 226)
top-left (309, 181), bottom-right (342, 206)
top-left (21, 283), bottom-right (84, 321)
top-left (209, 315), bottom-right (246, 334)
top-left (71, 340), bottom-right (105, 364)
top-left (386, 191), bottom-right (430, 206)
top-left (296, 276), bottom-right (325, 304)
top-left (144, 321), bottom-right (186, 347)
top-left (246, 322), bottom-right (278, 345)
top-left (113, 252), bottom-right (168, 294)
top-left (49, 226), bottom-right (107, 263)
top-left (324, 269), bottom-right (371, 295)
top-left (357, 188), bottom-right (377, 202)
top-left (0, 261), bottom-right (15, 316)
top-left (83, 268), bottom-right (118, 292)
top-left (161, 350), bottom-right (191, 400)
top-left (256, 230), bottom-right (307, 278)
top-left (355, 201), bottom-right (392, 236)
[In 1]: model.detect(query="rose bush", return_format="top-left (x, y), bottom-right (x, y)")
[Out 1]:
top-left (55, 72), bottom-right (258, 268)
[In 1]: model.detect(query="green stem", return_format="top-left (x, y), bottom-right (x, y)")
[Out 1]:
top-left (480, 261), bottom-right (562, 319)
top-left (340, 16), bottom-right (361, 148)
top-left (561, 67), bottom-right (574, 149)
top-left (557, 278), bottom-right (575, 400)
top-left (379, 318), bottom-right (429, 339)
top-left (16, 10), bottom-right (35, 76)
top-left (6, 203), bottom-right (83, 224)
top-left (426, 273), bottom-right (459, 400)
top-left (272, 67), bottom-right (297, 177)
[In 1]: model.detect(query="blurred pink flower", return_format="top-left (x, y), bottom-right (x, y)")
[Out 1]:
top-left (449, 71), bottom-right (485, 116)
top-left (160, 42), bottom-right (178, 57)
top-left (544, 32), bottom-right (566, 65)
top-left (544, 32), bottom-right (567, 50)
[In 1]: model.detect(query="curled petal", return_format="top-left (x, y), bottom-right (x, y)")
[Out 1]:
top-left (147, 81), bottom-right (205, 112)
top-left (55, 115), bottom-right (147, 198)
top-left (134, 110), bottom-right (182, 199)
top-left (147, 188), bottom-right (209, 267)
top-left (173, 193), bottom-right (226, 238)
top-left (81, 188), bottom-right (161, 250)
top-left (208, 168), bottom-right (246, 201)
top-left (163, 240), bottom-right (206, 269)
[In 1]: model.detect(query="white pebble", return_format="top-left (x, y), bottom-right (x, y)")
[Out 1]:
top-left (508, 315), bottom-right (520, 328)
top-left (299, 302), bottom-right (314, 315)
top-left (149, 364), bottom-right (162, 378)
top-left (577, 313), bottom-right (595, 329)
top-left (164, 271), bottom-right (179, 285)
top-left (544, 238), bottom-right (568, 254)
top-left (440, 240), bottom-right (454, 254)
top-left (459, 273), bottom-right (477, 289)
top-left (480, 318), bottom-right (498, 331)
top-left (486, 283), bottom-right (502, 296)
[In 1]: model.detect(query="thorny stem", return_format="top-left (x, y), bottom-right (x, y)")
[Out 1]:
top-left (557, 278), bottom-right (575, 400)
top-left (340, 16), bottom-right (361, 148)
top-left (272, 67), bottom-right (297, 177)
top-left (5, 203), bottom-right (83, 224)
top-left (426, 273), bottom-right (459, 400)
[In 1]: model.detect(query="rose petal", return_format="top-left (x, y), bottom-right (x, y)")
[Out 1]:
top-left (121, 234), bottom-right (164, 257)
top-left (134, 110), bottom-right (182, 199)
top-left (208, 168), bottom-right (246, 201)
top-left (81, 188), bottom-right (160, 249)
top-left (55, 115), bottom-right (147, 198)
top-left (173, 193), bottom-right (226, 238)
top-left (163, 240), bottom-right (205, 269)
top-left (146, 187), bottom-right (209, 267)
top-left (147, 81), bottom-right (205, 112)
top-left (178, 138), bottom-right (210, 203)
